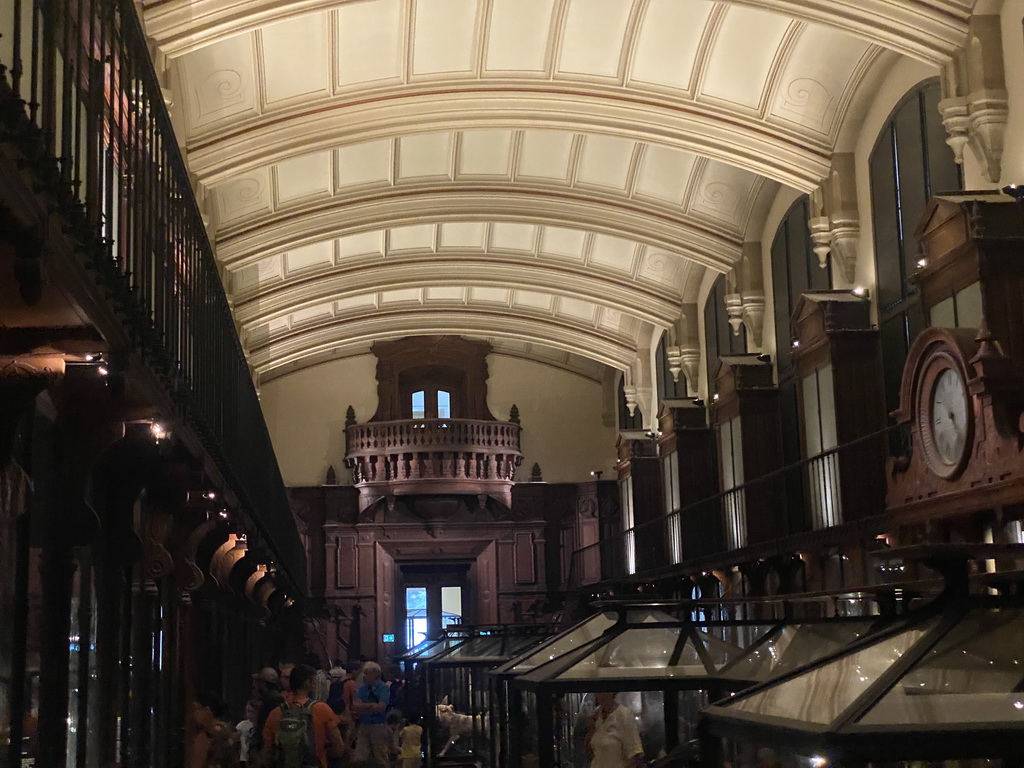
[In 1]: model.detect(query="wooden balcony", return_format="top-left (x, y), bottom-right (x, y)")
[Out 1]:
top-left (345, 418), bottom-right (522, 512)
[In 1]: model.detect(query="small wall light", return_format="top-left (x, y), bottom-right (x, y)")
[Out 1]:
top-left (916, 258), bottom-right (928, 268)
top-left (851, 286), bottom-right (869, 297)
top-left (590, 470), bottom-right (603, 480)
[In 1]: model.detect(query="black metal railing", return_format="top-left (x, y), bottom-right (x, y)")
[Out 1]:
top-left (0, 0), bottom-right (305, 590)
top-left (569, 424), bottom-right (906, 588)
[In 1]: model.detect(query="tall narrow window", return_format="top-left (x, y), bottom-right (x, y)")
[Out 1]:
top-left (719, 416), bottom-right (746, 549)
top-left (436, 390), bottom-right (451, 419)
top-left (802, 365), bottom-right (842, 528)
top-left (620, 477), bottom-right (636, 575)
top-left (662, 452), bottom-right (682, 564)
top-left (771, 196), bottom-right (829, 467)
top-left (405, 587), bottom-right (428, 649)
top-left (411, 390), bottom-right (426, 420)
top-left (704, 276), bottom-right (747, 401)
top-left (870, 79), bottom-right (962, 416)
top-left (440, 586), bottom-right (462, 628)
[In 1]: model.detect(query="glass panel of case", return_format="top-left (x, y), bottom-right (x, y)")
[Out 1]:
top-left (859, 608), bottom-right (1024, 725)
top-left (506, 609), bottom-right (674, 674)
top-left (554, 627), bottom-right (702, 680)
top-left (722, 621), bottom-right (875, 683)
top-left (729, 623), bottom-right (931, 724)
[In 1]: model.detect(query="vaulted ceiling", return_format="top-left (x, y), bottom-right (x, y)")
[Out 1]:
top-left (142, 0), bottom-right (973, 384)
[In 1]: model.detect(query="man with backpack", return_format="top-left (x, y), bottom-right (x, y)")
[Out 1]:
top-left (261, 664), bottom-right (346, 768)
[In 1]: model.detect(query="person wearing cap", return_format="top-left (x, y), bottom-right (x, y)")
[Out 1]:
top-left (251, 667), bottom-right (284, 760)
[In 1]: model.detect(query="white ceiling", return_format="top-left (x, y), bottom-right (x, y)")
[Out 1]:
top-left (143, 0), bottom-right (972, 381)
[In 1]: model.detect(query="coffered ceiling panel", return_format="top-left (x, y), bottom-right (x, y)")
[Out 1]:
top-left (484, 0), bottom-right (555, 73)
top-left (227, 223), bottom-right (695, 314)
top-left (210, 129), bottom-right (769, 247)
top-left (335, 0), bottom-right (404, 87)
top-left (143, 0), bottom-right (971, 381)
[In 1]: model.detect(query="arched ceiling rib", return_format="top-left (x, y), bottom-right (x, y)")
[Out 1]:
top-left (215, 191), bottom-right (743, 272)
top-left (212, 134), bottom-right (768, 242)
top-left (233, 258), bottom-right (683, 329)
top-left (170, 0), bottom-right (887, 192)
top-left (265, 337), bottom-right (611, 383)
top-left (144, 0), bottom-right (970, 66)
top-left (144, 0), bottom-right (968, 381)
top-left (248, 308), bottom-right (648, 380)
top-left (185, 90), bottom-right (831, 192)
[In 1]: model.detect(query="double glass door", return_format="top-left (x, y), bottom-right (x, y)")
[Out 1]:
top-left (400, 565), bottom-right (468, 651)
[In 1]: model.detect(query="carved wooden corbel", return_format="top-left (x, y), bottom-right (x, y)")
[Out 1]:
top-left (939, 15), bottom-right (1007, 184)
top-left (666, 305), bottom-right (702, 393)
top-left (809, 154), bottom-right (859, 284)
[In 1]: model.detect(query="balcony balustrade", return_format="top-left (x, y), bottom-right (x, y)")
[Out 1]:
top-left (345, 418), bottom-right (522, 512)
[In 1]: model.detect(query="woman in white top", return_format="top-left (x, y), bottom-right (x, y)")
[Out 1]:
top-left (584, 691), bottom-right (644, 768)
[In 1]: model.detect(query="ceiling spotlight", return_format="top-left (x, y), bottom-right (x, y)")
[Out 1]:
top-left (204, 491), bottom-right (216, 500)
top-left (150, 422), bottom-right (167, 440)
top-left (1001, 183), bottom-right (1024, 200)
top-left (218, 510), bottom-right (229, 520)
top-left (97, 366), bottom-right (109, 376)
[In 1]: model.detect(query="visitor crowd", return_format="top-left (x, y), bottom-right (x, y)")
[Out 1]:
top-left (188, 656), bottom-right (426, 768)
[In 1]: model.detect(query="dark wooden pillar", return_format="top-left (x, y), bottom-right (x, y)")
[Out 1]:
top-left (712, 356), bottom-right (783, 548)
top-left (0, 366), bottom-right (51, 768)
top-left (616, 432), bottom-right (665, 574)
top-left (36, 542), bottom-right (76, 767)
top-left (791, 292), bottom-right (886, 528)
top-left (658, 400), bottom-right (719, 559)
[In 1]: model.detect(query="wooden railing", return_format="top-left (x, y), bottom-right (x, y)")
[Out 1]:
top-left (0, 0), bottom-right (305, 588)
top-left (568, 424), bottom-right (904, 588)
top-left (345, 419), bottom-right (522, 503)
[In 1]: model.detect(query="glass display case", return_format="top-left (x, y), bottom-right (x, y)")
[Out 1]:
top-left (421, 626), bottom-right (555, 767)
top-left (702, 599), bottom-right (1024, 764)
top-left (505, 611), bottom-right (777, 768)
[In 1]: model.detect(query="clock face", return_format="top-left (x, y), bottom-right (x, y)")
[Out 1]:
top-left (930, 368), bottom-right (969, 465)
top-left (916, 353), bottom-right (973, 479)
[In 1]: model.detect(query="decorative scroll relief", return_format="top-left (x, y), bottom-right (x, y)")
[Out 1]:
top-left (777, 78), bottom-right (834, 131)
top-left (195, 69), bottom-right (246, 117)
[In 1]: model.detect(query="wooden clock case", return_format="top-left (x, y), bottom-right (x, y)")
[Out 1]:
top-left (887, 194), bottom-right (1024, 523)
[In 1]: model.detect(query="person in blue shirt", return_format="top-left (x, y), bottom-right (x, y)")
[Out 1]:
top-left (352, 661), bottom-right (390, 767)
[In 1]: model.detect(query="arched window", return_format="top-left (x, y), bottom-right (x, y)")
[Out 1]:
top-left (771, 196), bottom-right (830, 466)
top-left (869, 79), bottom-right (962, 413)
top-left (703, 274), bottom-right (746, 399)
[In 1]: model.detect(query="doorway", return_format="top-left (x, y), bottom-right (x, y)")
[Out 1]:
top-left (399, 564), bottom-right (470, 652)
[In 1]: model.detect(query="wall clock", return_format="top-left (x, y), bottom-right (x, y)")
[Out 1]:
top-left (916, 350), bottom-right (973, 479)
